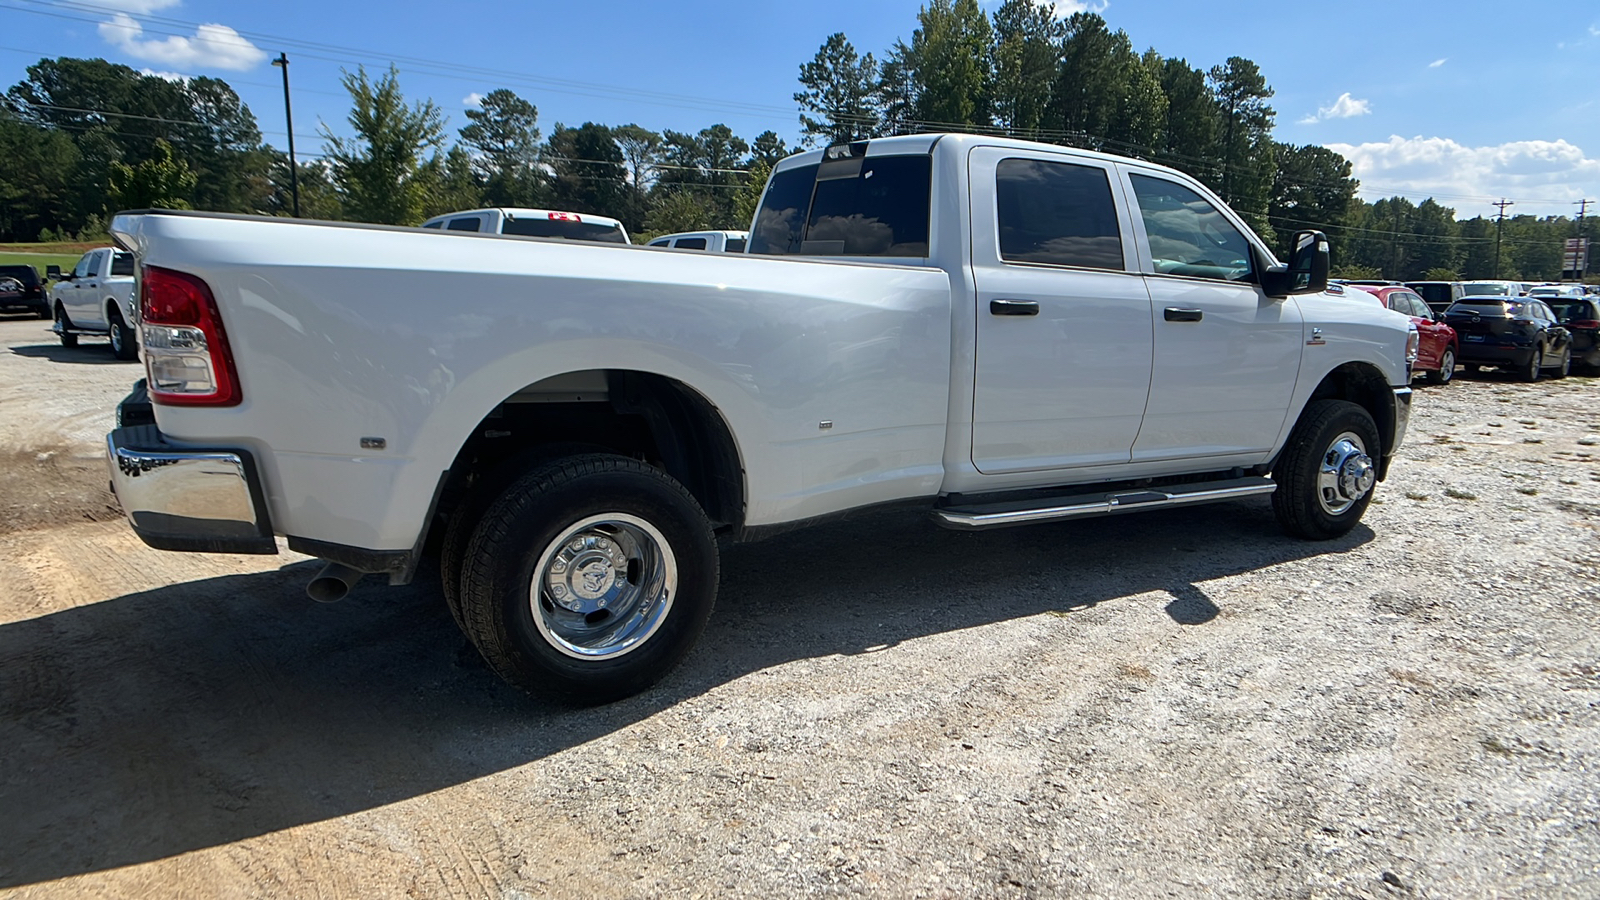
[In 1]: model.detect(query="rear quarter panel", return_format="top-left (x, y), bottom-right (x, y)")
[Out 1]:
top-left (114, 214), bottom-right (953, 550)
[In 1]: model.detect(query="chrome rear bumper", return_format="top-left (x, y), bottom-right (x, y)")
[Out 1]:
top-left (106, 424), bottom-right (277, 554)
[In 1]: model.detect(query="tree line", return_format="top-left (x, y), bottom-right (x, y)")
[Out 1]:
top-left (0, 2), bottom-right (1591, 281)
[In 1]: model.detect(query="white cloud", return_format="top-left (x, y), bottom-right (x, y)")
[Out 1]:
top-left (1046, 0), bottom-right (1109, 14)
top-left (1300, 92), bottom-right (1372, 124)
top-left (98, 11), bottom-right (267, 71)
top-left (1327, 135), bottom-right (1600, 216)
top-left (463, 92), bottom-right (484, 107)
top-left (138, 68), bottom-right (189, 82)
top-left (1429, 58), bottom-right (1447, 68)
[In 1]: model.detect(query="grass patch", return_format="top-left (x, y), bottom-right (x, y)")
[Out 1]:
top-left (0, 250), bottom-right (86, 280)
top-left (1445, 487), bottom-right (1478, 500)
top-left (1404, 491), bottom-right (1429, 501)
top-left (1516, 486), bottom-right (1539, 496)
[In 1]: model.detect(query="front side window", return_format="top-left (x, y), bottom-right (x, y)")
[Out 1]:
top-left (1129, 174), bottom-right (1254, 282)
top-left (85, 252), bottom-right (102, 277)
top-left (72, 253), bottom-right (92, 278)
top-left (995, 158), bottom-right (1123, 270)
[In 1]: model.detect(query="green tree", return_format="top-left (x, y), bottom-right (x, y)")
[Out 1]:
top-left (459, 88), bottom-right (542, 206)
top-left (795, 33), bottom-right (880, 146)
top-left (749, 130), bottom-right (789, 168)
top-left (1047, 13), bottom-right (1124, 144)
top-left (645, 188), bottom-right (714, 234)
top-left (107, 138), bottom-right (196, 210)
top-left (1268, 142), bottom-right (1357, 258)
top-left (1208, 56), bottom-right (1276, 231)
top-left (1156, 57), bottom-right (1220, 183)
top-left (322, 66), bottom-right (446, 225)
top-left (545, 122), bottom-right (629, 216)
top-left (657, 124), bottom-right (750, 228)
top-left (989, 0), bottom-right (1063, 134)
top-left (905, 0), bottom-right (993, 129)
top-left (1108, 48), bottom-right (1167, 153)
top-left (876, 41), bottom-right (917, 135)
top-left (0, 109), bottom-right (79, 241)
top-left (733, 158), bottom-right (770, 230)
top-left (613, 124), bottom-right (663, 232)
top-left (423, 145), bottom-right (485, 218)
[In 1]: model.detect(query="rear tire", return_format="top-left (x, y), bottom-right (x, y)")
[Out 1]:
top-left (1551, 346), bottom-right (1571, 379)
top-left (108, 307), bottom-right (138, 360)
top-left (1521, 347), bottom-right (1542, 382)
top-left (54, 305), bottom-right (77, 348)
top-left (1272, 400), bottom-right (1381, 540)
top-left (456, 454), bottom-right (718, 704)
top-left (1425, 347), bottom-right (1455, 385)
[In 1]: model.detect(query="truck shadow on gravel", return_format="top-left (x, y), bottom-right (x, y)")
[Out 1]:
top-left (9, 342), bottom-right (131, 365)
top-left (0, 500), bottom-right (1370, 887)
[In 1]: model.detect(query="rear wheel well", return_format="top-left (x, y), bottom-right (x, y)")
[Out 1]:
top-left (430, 371), bottom-right (745, 554)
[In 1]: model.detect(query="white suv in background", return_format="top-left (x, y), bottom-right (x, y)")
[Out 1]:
top-left (421, 208), bottom-right (630, 244)
top-left (646, 230), bottom-right (748, 252)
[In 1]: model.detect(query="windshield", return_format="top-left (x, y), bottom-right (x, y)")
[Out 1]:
top-left (502, 217), bottom-right (628, 243)
top-left (1548, 300), bottom-right (1595, 321)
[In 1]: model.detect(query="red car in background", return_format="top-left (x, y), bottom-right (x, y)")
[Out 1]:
top-left (1346, 284), bottom-right (1459, 384)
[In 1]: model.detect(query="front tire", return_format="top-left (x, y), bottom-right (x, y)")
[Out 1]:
top-left (1425, 347), bottom-right (1455, 385)
top-left (457, 454), bottom-right (718, 704)
top-left (108, 307), bottom-right (137, 360)
top-left (1272, 400), bottom-right (1382, 540)
top-left (54, 305), bottom-right (78, 348)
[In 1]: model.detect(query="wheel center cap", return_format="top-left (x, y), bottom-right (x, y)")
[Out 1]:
top-left (1339, 455), bottom-right (1375, 499)
top-left (546, 534), bottom-right (627, 611)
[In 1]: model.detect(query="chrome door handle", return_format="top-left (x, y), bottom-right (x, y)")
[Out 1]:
top-left (1164, 307), bottom-right (1203, 322)
top-left (990, 299), bottom-right (1039, 316)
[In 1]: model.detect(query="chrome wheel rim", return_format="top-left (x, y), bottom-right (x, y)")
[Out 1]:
top-left (1316, 431), bottom-right (1374, 516)
top-left (529, 513), bottom-right (676, 660)
top-left (1438, 349), bottom-right (1453, 382)
top-left (109, 317), bottom-right (122, 352)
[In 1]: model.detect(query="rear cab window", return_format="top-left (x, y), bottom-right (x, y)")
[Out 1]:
top-left (446, 217), bottom-right (482, 232)
top-left (749, 145), bottom-right (932, 258)
top-left (110, 253), bottom-right (135, 276)
top-left (502, 217), bottom-right (628, 243)
top-left (675, 237), bottom-right (708, 250)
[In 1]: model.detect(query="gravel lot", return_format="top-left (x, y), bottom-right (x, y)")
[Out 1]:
top-left (1, 313), bottom-right (1597, 898)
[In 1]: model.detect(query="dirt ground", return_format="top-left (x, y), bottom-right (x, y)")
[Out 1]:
top-left (0, 313), bottom-right (1597, 899)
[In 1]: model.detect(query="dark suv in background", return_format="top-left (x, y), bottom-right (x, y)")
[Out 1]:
top-left (1405, 281), bottom-right (1465, 314)
top-left (1545, 296), bottom-right (1600, 373)
top-left (1443, 296), bottom-right (1572, 381)
top-left (0, 264), bottom-right (49, 318)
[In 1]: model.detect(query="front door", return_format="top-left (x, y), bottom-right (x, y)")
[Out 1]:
top-left (968, 147), bottom-right (1154, 474)
top-left (1120, 169), bottom-right (1303, 463)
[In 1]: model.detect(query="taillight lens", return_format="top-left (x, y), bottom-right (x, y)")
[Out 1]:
top-left (139, 266), bottom-right (241, 406)
top-left (547, 212), bottom-right (580, 222)
top-left (1569, 319), bottom-right (1600, 329)
top-left (1405, 327), bottom-right (1420, 365)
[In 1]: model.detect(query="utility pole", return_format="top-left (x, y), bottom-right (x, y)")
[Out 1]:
top-left (1575, 199), bottom-right (1592, 281)
top-left (1492, 198), bottom-right (1513, 279)
top-left (271, 53), bottom-right (300, 218)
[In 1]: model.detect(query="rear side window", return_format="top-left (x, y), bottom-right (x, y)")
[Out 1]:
top-left (648, 239), bottom-right (670, 247)
top-left (422, 221), bottom-right (443, 229)
top-left (446, 217), bottom-right (482, 232)
top-left (724, 238), bottom-right (747, 253)
top-left (675, 237), bottom-right (708, 250)
top-left (110, 253), bottom-right (134, 276)
top-left (996, 158), bottom-right (1123, 270)
top-left (502, 218), bottom-right (628, 243)
top-left (749, 153), bottom-right (932, 257)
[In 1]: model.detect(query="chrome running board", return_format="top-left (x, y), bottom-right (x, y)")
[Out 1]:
top-left (931, 477), bottom-right (1277, 531)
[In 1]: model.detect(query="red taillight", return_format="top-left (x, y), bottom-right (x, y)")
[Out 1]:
top-left (1569, 319), bottom-right (1600, 329)
top-left (547, 212), bottom-right (580, 222)
top-left (139, 265), bottom-right (241, 407)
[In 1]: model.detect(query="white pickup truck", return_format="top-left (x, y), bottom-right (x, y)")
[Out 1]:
top-left (47, 246), bottom-right (140, 359)
top-left (106, 133), bottom-right (1414, 703)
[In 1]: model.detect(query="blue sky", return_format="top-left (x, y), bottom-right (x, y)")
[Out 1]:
top-left (1, 0), bottom-right (1596, 218)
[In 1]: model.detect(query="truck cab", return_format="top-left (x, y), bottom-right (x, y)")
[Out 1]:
top-left (646, 230), bottom-right (748, 253)
top-left (47, 247), bottom-right (139, 359)
top-left (420, 208), bottom-right (630, 244)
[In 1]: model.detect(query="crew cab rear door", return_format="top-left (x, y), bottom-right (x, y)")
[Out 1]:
top-left (1117, 165), bottom-right (1303, 463)
top-left (967, 146), bottom-right (1154, 474)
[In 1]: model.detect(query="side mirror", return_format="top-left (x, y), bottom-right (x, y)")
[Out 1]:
top-left (46, 265), bottom-right (62, 280)
top-left (1260, 230), bottom-right (1330, 298)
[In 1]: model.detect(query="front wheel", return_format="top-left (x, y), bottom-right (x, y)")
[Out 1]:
top-left (456, 454), bottom-right (718, 704)
top-left (108, 307), bottom-right (137, 360)
top-left (54, 305), bottom-right (78, 348)
top-left (1272, 400), bottom-right (1382, 540)
top-left (1425, 347), bottom-right (1455, 385)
